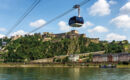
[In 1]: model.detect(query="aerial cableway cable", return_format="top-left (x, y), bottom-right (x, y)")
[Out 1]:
top-left (6, 0), bottom-right (41, 36)
top-left (28, 0), bottom-right (90, 34)
top-left (29, 8), bottom-right (75, 33)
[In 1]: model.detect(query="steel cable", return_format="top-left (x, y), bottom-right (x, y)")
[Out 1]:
top-left (6, 0), bottom-right (41, 36)
top-left (28, 0), bottom-right (90, 34)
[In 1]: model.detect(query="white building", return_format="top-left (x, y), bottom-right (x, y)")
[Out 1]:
top-left (69, 54), bottom-right (79, 62)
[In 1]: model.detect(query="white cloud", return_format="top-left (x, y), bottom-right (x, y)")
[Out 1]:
top-left (0, 27), bottom-right (6, 32)
top-left (109, 0), bottom-right (117, 5)
top-left (89, 0), bottom-right (111, 16)
top-left (0, 34), bottom-right (5, 38)
top-left (111, 2), bottom-right (130, 29)
top-left (106, 33), bottom-right (127, 41)
top-left (30, 19), bottom-right (46, 27)
top-left (58, 21), bottom-right (71, 32)
top-left (120, 2), bottom-right (130, 15)
top-left (88, 26), bottom-right (108, 33)
top-left (82, 21), bottom-right (94, 28)
top-left (11, 30), bottom-right (27, 36)
top-left (111, 15), bottom-right (130, 28)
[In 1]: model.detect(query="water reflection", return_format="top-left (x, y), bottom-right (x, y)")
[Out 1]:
top-left (69, 68), bottom-right (80, 80)
top-left (0, 67), bottom-right (129, 80)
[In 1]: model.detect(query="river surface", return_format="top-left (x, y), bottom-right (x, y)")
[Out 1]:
top-left (0, 67), bottom-right (130, 80)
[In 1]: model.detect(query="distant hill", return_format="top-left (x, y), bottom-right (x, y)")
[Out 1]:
top-left (0, 30), bottom-right (130, 62)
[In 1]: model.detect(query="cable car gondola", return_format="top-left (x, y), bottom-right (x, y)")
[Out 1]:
top-left (1, 38), bottom-right (6, 46)
top-left (2, 42), bottom-right (7, 46)
top-left (69, 5), bottom-right (84, 27)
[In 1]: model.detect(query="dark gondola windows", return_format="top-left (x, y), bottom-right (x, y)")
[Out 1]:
top-left (69, 16), bottom-right (84, 27)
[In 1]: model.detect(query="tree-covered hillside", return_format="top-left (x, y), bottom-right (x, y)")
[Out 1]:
top-left (1, 34), bottom-right (129, 62)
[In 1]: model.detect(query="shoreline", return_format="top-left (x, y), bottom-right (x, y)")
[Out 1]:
top-left (0, 63), bottom-right (130, 68)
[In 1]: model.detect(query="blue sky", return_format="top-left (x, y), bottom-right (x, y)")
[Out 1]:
top-left (0, 0), bottom-right (130, 41)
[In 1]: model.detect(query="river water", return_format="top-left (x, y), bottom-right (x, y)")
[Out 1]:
top-left (0, 67), bottom-right (130, 80)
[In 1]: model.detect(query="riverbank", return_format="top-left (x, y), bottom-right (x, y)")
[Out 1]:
top-left (0, 63), bottom-right (130, 68)
top-left (0, 63), bottom-right (97, 68)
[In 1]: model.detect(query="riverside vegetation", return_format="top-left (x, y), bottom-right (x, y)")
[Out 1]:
top-left (0, 33), bottom-right (130, 62)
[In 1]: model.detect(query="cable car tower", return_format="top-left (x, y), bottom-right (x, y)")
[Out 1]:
top-left (69, 5), bottom-right (84, 28)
